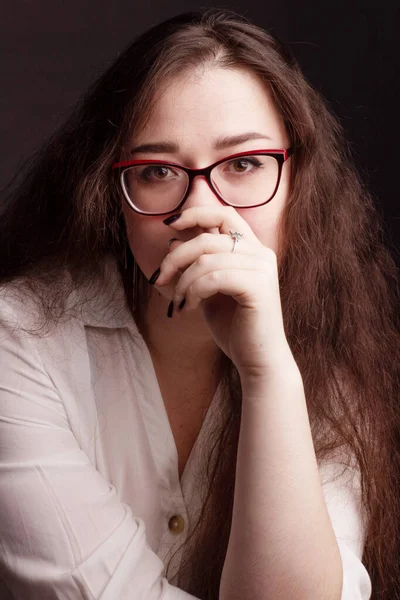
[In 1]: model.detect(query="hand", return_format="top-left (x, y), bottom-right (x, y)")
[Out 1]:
top-left (153, 205), bottom-right (295, 377)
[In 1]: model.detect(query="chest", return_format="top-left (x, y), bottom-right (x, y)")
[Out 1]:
top-left (168, 414), bottom-right (203, 480)
top-left (148, 349), bottom-right (221, 479)
top-left (164, 392), bottom-right (212, 480)
top-left (154, 370), bottom-right (215, 480)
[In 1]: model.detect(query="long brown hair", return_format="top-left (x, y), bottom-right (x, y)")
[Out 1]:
top-left (1, 9), bottom-right (399, 599)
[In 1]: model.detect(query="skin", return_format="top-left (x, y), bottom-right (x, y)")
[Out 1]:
top-left (121, 65), bottom-right (344, 598)
top-left (122, 65), bottom-right (292, 380)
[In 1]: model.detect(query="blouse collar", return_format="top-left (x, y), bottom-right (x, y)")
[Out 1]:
top-left (69, 255), bottom-right (135, 330)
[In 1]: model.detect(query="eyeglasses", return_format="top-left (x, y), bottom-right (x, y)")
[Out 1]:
top-left (112, 148), bottom-right (293, 216)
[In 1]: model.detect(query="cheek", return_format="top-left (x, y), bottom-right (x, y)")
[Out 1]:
top-left (123, 206), bottom-right (167, 277)
top-left (239, 210), bottom-right (279, 252)
top-left (237, 167), bottom-right (290, 253)
top-left (236, 196), bottom-right (286, 254)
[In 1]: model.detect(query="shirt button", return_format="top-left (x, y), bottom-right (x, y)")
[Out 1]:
top-left (168, 514), bottom-right (185, 534)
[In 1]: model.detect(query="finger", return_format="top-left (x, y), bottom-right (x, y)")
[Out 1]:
top-left (164, 205), bottom-right (257, 239)
top-left (173, 253), bottom-right (270, 307)
top-left (176, 267), bottom-right (262, 313)
top-left (156, 232), bottom-right (257, 286)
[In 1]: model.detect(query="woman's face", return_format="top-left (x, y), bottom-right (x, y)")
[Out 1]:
top-left (122, 66), bottom-right (291, 300)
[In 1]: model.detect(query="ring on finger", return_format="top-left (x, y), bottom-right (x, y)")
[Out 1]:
top-left (229, 230), bottom-right (244, 253)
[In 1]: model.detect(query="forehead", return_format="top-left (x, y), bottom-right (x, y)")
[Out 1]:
top-left (134, 66), bottom-right (288, 149)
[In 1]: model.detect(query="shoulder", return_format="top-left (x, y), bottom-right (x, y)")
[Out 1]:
top-left (0, 265), bottom-right (73, 339)
top-left (0, 256), bottom-right (132, 337)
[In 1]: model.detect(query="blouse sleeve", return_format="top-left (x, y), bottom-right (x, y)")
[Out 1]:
top-left (0, 315), bottom-right (199, 599)
top-left (319, 459), bottom-right (372, 599)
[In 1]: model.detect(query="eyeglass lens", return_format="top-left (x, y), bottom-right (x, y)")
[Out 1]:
top-left (122, 154), bottom-right (280, 213)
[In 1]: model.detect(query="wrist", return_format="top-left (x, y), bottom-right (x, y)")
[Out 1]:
top-left (240, 365), bottom-right (303, 397)
top-left (237, 345), bottom-right (301, 387)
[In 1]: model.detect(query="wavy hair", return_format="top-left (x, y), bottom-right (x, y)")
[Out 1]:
top-left (1, 9), bottom-right (399, 599)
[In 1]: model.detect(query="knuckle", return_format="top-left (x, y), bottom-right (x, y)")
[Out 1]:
top-left (163, 252), bottom-right (174, 268)
top-left (175, 284), bottom-right (184, 297)
top-left (209, 270), bottom-right (220, 282)
top-left (197, 253), bottom-right (210, 268)
top-left (199, 232), bottom-right (211, 244)
top-left (187, 281), bottom-right (196, 298)
top-left (198, 232), bottom-right (211, 249)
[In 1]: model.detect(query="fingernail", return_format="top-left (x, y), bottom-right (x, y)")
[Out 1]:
top-left (178, 298), bottom-right (186, 310)
top-left (168, 238), bottom-right (178, 248)
top-left (167, 301), bottom-right (174, 318)
top-left (163, 214), bottom-right (181, 225)
top-left (148, 267), bottom-right (161, 285)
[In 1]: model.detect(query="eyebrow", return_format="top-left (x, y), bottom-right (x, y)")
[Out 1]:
top-left (129, 132), bottom-right (272, 154)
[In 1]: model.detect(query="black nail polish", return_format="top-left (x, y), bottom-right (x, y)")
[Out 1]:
top-left (163, 214), bottom-right (181, 226)
top-left (167, 301), bottom-right (174, 318)
top-left (148, 267), bottom-right (161, 285)
top-left (178, 298), bottom-right (186, 310)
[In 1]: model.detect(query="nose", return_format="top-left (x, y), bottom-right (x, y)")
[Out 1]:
top-left (179, 174), bottom-right (223, 236)
top-left (182, 174), bottom-right (223, 210)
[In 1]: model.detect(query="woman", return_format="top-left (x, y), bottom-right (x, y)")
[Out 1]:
top-left (0, 8), bottom-right (399, 600)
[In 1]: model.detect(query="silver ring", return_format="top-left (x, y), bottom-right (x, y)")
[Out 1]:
top-left (229, 230), bottom-right (244, 253)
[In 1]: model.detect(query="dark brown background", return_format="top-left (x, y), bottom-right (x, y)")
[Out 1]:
top-left (1, 1), bottom-right (398, 263)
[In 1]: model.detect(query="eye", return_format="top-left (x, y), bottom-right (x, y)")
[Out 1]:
top-left (226, 156), bottom-right (263, 173)
top-left (139, 165), bottom-right (175, 181)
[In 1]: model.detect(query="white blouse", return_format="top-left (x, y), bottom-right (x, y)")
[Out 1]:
top-left (0, 260), bottom-right (372, 599)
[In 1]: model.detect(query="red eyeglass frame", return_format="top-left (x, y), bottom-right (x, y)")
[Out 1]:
top-left (112, 147), bottom-right (293, 216)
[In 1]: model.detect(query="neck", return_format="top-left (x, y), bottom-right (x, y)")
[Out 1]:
top-left (134, 285), bottom-right (222, 379)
